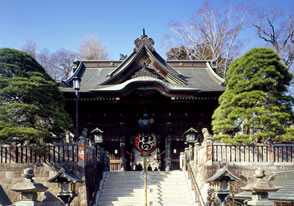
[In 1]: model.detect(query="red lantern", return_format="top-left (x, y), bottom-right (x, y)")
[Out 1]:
top-left (134, 132), bottom-right (157, 153)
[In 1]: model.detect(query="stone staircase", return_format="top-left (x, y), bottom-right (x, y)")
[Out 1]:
top-left (94, 171), bottom-right (196, 206)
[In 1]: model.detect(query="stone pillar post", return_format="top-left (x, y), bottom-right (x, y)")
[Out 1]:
top-left (204, 139), bottom-right (213, 166)
top-left (189, 144), bottom-right (193, 161)
top-left (269, 144), bottom-right (274, 165)
top-left (184, 148), bottom-right (189, 171)
top-left (11, 143), bottom-right (16, 163)
top-left (78, 137), bottom-right (88, 167)
top-left (194, 142), bottom-right (200, 167)
top-left (179, 152), bottom-right (184, 170)
top-left (202, 128), bottom-right (213, 166)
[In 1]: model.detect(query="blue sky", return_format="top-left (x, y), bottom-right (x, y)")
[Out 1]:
top-left (1, 0), bottom-right (294, 59)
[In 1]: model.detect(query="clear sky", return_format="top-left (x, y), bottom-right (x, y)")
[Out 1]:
top-left (1, 0), bottom-right (294, 59)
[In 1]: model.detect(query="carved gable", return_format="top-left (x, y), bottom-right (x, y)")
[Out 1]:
top-left (131, 62), bottom-right (165, 80)
top-left (101, 31), bottom-right (187, 85)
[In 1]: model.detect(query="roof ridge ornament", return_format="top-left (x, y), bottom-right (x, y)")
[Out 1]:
top-left (134, 28), bottom-right (155, 52)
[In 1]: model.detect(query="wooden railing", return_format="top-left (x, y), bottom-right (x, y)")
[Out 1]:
top-left (0, 143), bottom-right (99, 165)
top-left (193, 141), bottom-right (294, 166)
top-left (211, 143), bottom-right (294, 163)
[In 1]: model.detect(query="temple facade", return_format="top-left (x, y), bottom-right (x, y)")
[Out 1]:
top-left (59, 33), bottom-right (225, 171)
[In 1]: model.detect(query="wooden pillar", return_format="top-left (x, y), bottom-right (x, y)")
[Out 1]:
top-left (165, 135), bottom-right (171, 171)
top-left (120, 138), bottom-right (126, 171)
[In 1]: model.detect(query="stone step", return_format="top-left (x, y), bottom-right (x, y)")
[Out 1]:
top-left (95, 171), bottom-right (195, 206)
top-left (105, 173), bottom-right (185, 177)
top-left (97, 200), bottom-right (195, 206)
top-left (102, 185), bottom-right (191, 190)
top-left (104, 180), bottom-right (186, 187)
top-left (98, 196), bottom-right (193, 201)
top-left (100, 189), bottom-right (191, 196)
top-left (99, 192), bottom-right (192, 198)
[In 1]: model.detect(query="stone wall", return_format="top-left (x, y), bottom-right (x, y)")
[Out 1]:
top-left (0, 163), bottom-right (88, 206)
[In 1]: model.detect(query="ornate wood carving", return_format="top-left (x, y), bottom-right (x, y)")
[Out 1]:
top-left (134, 30), bottom-right (155, 52)
top-left (131, 62), bottom-right (164, 80)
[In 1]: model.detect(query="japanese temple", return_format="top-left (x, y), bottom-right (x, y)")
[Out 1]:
top-left (59, 32), bottom-right (225, 171)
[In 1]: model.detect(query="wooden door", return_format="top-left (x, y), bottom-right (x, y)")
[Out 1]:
top-left (171, 141), bottom-right (185, 170)
top-left (104, 142), bottom-right (122, 171)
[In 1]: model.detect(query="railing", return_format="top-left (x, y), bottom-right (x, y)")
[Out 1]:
top-left (0, 143), bottom-right (99, 164)
top-left (211, 143), bottom-right (294, 163)
top-left (193, 141), bottom-right (294, 166)
top-left (195, 145), bottom-right (206, 165)
top-left (185, 155), bottom-right (206, 206)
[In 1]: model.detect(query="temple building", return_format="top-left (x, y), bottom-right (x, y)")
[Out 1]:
top-left (59, 32), bottom-right (225, 171)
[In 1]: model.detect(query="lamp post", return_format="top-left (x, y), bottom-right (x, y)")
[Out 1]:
top-left (207, 167), bottom-right (240, 206)
top-left (136, 113), bottom-right (157, 206)
top-left (73, 76), bottom-right (81, 139)
top-left (48, 168), bottom-right (83, 206)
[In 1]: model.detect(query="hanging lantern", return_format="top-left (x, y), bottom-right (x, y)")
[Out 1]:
top-left (134, 132), bottom-right (157, 153)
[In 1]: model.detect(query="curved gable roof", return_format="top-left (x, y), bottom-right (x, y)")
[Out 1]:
top-left (60, 33), bottom-right (225, 95)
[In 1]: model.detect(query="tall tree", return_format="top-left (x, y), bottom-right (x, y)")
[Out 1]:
top-left (0, 48), bottom-right (72, 144)
top-left (166, 46), bottom-right (197, 60)
top-left (51, 49), bottom-right (77, 81)
top-left (212, 48), bottom-right (293, 144)
top-left (38, 48), bottom-right (77, 82)
top-left (253, 8), bottom-right (294, 70)
top-left (21, 39), bottom-right (37, 58)
top-left (164, 0), bottom-right (250, 77)
top-left (77, 34), bottom-right (108, 60)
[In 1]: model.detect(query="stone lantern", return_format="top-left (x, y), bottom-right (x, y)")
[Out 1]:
top-left (48, 168), bottom-right (83, 206)
top-left (184, 127), bottom-right (198, 161)
top-left (91, 127), bottom-right (104, 144)
top-left (207, 167), bottom-right (240, 206)
top-left (241, 168), bottom-right (280, 206)
top-left (184, 127), bottom-right (198, 144)
top-left (10, 168), bottom-right (48, 206)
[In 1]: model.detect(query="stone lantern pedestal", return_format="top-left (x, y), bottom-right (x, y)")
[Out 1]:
top-left (10, 168), bottom-right (48, 206)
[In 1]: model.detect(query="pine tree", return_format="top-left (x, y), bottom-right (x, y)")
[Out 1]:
top-left (212, 48), bottom-right (293, 144)
top-left (0, 48), bottom-right (71, 144)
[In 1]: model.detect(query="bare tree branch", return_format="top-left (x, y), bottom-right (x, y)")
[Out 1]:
top-left (77, 34), bottom-right (108, 60)
top-left (253, 8), bottom-right (294, 69)
top-left (21, 39), bottom-right (37, 58)
top-left (37, 48), bottom-right (77, 82)
top-left (163, 0), bottom-right (250, 77)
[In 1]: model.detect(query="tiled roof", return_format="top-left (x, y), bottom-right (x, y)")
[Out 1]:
top-left (0, 185), bottom-right (12, 206)
top-left (60, 34), bottom-right (225, 95)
